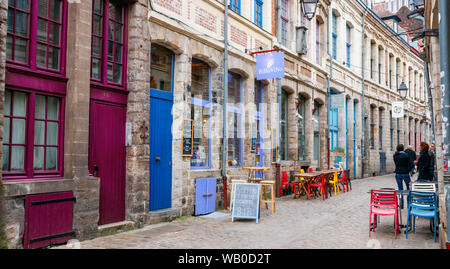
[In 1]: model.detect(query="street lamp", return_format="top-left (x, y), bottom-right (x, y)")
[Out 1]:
top-left (398, 82), bottom-right (408, 99)
top-left (301, 0), bottom-right (319, 21)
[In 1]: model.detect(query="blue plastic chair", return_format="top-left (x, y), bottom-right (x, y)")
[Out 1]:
top-left (405, 191), bottom-right (439, 242)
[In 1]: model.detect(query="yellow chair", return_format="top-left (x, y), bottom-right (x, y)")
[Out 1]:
top-left (329, 171), bottom-right (340, 196)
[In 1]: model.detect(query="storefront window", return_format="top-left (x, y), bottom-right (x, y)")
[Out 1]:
top-left (227, 72), bottom-right (242, 167)
top-left (150, 44), bottom-right (174, 92)
top-left (190, 59), bottom-right (211, 169)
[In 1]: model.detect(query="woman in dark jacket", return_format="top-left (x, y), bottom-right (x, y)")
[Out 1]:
top-left (416, 142), bottom-right (432, 181)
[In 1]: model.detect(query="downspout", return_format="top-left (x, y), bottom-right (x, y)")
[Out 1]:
top-left (438, 0), bottom-right (450, 247)
top-left (326, 4), bottom-right (332, 169)
top-left (276, 0), bottom-right (282, 195)
top-left (439, 0), bottom-right (450, 173)
top-left (222, 2), bottom-right (229, 209)
top-left (423, 39), bottom-right (437, 178)
top-left (361, 7), bottom-right (367, 179)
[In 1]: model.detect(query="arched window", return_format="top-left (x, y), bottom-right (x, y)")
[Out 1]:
top-left (150, 44), bottom-right (174, 92)
top-left (227, 72), bottom-right (243, 167)
top-left (313, 101), bottom-right (321, 162)
top-left (298, 94), bottom-right (307, 160)
top-left (190, 59), bottom-right (211, 169)
top-left (280, 89), bottom-right (289, 160)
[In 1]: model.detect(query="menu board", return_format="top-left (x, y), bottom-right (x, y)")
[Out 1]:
top-left (182, 119), bottom-right (193, 156)
top-left (272, 128), bottom-right (277, 163)
top-left (231, 183), bottom-right (260, 224)
top-left (251, 123), bottom-right (257, 152)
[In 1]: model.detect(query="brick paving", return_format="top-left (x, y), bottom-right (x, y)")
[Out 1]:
top-left (57, 174), bottom-right (440, 249)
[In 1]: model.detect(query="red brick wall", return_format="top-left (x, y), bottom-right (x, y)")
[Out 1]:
top-left (195, 6), bottom-right (217, 33)
top-left (230, 25), bottom-right (247, 47)
top-left (154, 0), bottom-right (182, 15)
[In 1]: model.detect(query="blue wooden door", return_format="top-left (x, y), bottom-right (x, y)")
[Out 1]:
top-left (150, 90), bottom-right (173, 211)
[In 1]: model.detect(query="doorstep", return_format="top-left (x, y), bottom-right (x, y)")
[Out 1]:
top-left (146, 208), bottom-right (182, 225)
top-left (98, 220), bottom-right (135, 237)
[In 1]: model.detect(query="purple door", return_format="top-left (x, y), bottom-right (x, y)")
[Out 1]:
top-left (89, 100), bottom-right (126, 225)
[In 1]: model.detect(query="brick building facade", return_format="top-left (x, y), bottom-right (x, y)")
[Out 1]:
top-left (0, 0), bottom-right (430, 248)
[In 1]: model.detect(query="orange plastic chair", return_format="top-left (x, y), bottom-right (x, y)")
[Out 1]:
top-left (369, 189), bottom-right (399, 239)
top-left (279, 171), bottom-right (300, 197)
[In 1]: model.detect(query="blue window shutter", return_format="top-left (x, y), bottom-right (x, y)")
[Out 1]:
top-left (206, 178), bottom-right (217, 213)
top-left (195, 179), bottom-right (207, 215)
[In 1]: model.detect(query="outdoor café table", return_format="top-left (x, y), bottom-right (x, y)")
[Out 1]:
top-left (242, 167), bottom-right (270, 183)
top-left (292, 172), bottom-right (323, 199)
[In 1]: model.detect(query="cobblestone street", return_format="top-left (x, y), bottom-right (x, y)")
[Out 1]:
top-left (57, 174), bottom-right (440, 249)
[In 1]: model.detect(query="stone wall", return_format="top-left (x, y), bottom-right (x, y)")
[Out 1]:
top-left (126, 0), bottom-right (151, 228)
top-left (0, 0), bottom-right (7, 248)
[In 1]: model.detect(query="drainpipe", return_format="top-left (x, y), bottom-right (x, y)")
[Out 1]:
top-left (276, 0), bottom-right (282, 195)
top-left (222, 3), bottom-right (229, 209)
top-left (438, 0), bottom-right (450, 246)
top-left (326, 4), bottom-right (335, 170)
top-left (361, 7), bottom-right (367, 179)
top-left (439, 0), bottom-right (450, 174)
top-left (326, 4), bottom-right (332, 170)
top-left (423, 40), bottom-right (437, 177)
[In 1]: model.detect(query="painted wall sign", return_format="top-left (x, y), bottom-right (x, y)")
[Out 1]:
top-left (182, 119), bottom-right (193, 156)
top-left (392, 101), bottom-right (404, 118)
top-left (231, 183), bottom-right (260, 224)
top-left (256, 52), bottom-right (285, 80)
top-left (330, 93), bottom-right (345, 109)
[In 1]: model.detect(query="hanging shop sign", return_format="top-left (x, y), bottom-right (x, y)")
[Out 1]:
top-left (392, 101), bottom-right (404, 118)
top-left (256, 52), bottom-right (285, 80)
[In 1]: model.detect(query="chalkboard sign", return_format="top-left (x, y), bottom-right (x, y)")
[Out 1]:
top-left (182, 119), bottom-right (193, 156)
top-left (272, 128), bottom-right (277, 164)
top-left (231, 183), bottom-right (260, 224)
top-left (251, 123), bottom-right (257, 152)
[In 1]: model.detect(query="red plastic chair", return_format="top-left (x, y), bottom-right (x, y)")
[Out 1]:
top-left (369, 190), bottom-right (399, 239)
top-left (307, 174), bottom-right (327, 201)
top-left (279, 171), bottom-right (300, 197)
top-left (338, 170), bottom-right (349, 193)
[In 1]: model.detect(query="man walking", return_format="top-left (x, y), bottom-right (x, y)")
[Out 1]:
top-left (394, 144), bottom-right (413, 191)
top-left (404, 145), bottom-right (417, 176)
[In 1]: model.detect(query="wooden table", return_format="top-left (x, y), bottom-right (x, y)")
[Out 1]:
top-left (242, 167), bottom-right (270, 183)
top-left (292, 170), bottom-right (340, 199)
top-left (292, 172), bottom-right (323, 199)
